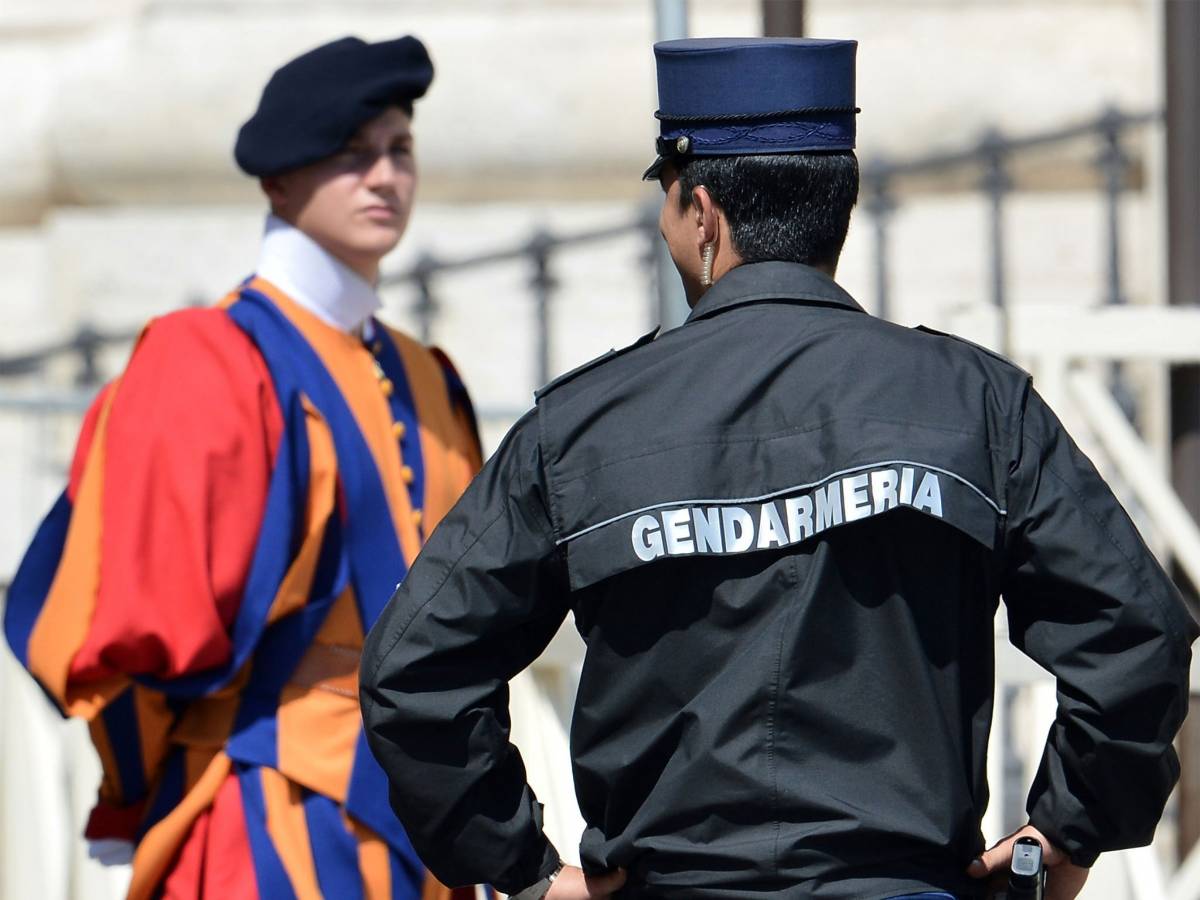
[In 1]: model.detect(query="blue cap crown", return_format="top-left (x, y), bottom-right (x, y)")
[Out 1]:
top-left (645, 37), bottom-right (858, 180)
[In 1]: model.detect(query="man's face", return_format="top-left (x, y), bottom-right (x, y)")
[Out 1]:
top-left (657, 165), bottom-right (704, 305)
top-left (266, 107), bottom-right (417, 280)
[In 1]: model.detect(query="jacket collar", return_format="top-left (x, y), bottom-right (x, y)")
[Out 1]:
top-left (685, 261), bottom-right (866, 324)
top-left (255, 214), bottom-right (382, 335)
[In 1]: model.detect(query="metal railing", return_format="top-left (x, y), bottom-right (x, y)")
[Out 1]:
top-left (0, 324), bottom-right (140, 389)
top-left (0, 106), bottom-right (1159, 407)
top-left (0, 211), bottom-right (666, 426)
top-left (861, 107), bottom-right (1158, 330)
top-left (378, 206), bottom-right (662, 389)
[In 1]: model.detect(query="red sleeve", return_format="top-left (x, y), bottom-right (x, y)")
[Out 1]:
top-left (69, 308), bottom-right (284, 683)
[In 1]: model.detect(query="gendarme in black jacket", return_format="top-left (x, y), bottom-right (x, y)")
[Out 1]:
top-left (361, 261), bottom-right (1197, 900)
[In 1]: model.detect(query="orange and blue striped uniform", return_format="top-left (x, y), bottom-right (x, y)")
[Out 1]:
top-left (5, 278), bottom-right (485, 900)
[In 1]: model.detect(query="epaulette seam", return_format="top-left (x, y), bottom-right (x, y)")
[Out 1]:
top-left (535, 327), bottom-right (659, 401)
top-left (912, 324), bottom-right (1030, 374)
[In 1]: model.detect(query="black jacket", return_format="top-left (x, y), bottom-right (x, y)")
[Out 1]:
top-left (361, 262), bottom-right (1197, 900)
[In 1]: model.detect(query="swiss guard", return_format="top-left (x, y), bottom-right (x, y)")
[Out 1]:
top-left (5, 35), bottom-right (485, 900)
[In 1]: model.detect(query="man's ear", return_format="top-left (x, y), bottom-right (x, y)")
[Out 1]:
top-left (691, 185), bottom-right (721, 248)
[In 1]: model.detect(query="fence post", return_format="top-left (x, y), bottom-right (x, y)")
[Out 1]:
top-left (862, 162), bottom-right (895, 321)
top-left (1097, 106), bottom-right (1129, 308)
top-left (980, 130), bottom-right (1012, 355)
top-left (412, 252), bottom-right (439, 345)
top-left (1096, 108), bottom-right (1141, 420)
top-left (73, 324), bottom-right (101, 387)
top-left (638, 202), bottom-right (665, 330)
top-left (529, 230), bottom-right (556, 388)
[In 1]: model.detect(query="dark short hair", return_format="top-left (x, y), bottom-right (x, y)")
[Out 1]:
top-left (675, 151), bottom-right (859, 269)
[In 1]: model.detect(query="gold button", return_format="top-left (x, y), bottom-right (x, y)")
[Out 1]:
top-left (392, 421), bottom-right (407, 440)
top-left (411, 509), bottom-right (423, 527)
top-left (401, 465), bottom-right (415, 485)
top-left (372, 340), bottom-right (383, 355)
top-left (380, 378), bottom-right (394, 397)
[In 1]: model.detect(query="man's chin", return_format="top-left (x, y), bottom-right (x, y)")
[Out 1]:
top-left (353, 228), bottom-right (404, 260)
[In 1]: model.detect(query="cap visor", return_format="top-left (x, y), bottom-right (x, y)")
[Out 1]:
top-left (642, 155), bottom-right (668, 181)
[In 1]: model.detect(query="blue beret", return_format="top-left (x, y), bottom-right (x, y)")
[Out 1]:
top-left (235, 36), bottom-right (434, 177)
top-left (643, 37), bottom-right (858, 180)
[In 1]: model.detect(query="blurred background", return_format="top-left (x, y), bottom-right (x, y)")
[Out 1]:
top-left (2, 0), bottom-right (1199, 897)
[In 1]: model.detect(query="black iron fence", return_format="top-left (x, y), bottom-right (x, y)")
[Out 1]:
top-left (378, 207), bottom-right (663, 389)
top-left (0, 323), bottom-right (141, 388)
top-left (862, 106), bottom-right (1157, 329)
top-left (0, 106), bottom-right (1160, 395)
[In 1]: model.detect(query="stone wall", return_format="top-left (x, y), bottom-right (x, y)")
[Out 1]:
top-left (0, 0), bottom-right (1159, 219)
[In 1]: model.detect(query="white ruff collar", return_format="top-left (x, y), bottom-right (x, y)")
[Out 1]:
top-left (255, 214), bottom-right (382, 334)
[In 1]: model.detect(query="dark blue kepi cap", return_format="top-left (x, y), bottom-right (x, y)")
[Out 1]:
top-left (235, 36), bottom-right (434, 177)
top-left (643, 37), bottom-right (858, 180)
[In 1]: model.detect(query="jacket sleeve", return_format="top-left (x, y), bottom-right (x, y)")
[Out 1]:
top-left (360, 410), bottom-right (566, 894)
top-left (3, 309), bottom-right (282, 840)
top-left (69, 309), bottom-right (282, 683)
top-left (1001, 384), bottom-right (1198, 866)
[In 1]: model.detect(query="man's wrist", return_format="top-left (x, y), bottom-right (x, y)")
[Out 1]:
top-left (1027, 812), bottom-right (1098, 868)
top-left (507, 859), bottom-right (564, 900)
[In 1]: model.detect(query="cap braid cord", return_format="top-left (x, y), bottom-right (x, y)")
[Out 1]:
top-left (654, 106), bottom-right (860, 123)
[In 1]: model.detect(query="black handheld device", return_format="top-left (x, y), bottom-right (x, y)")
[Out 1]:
top-left (1006, 836), bottom-right (1045, 900)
